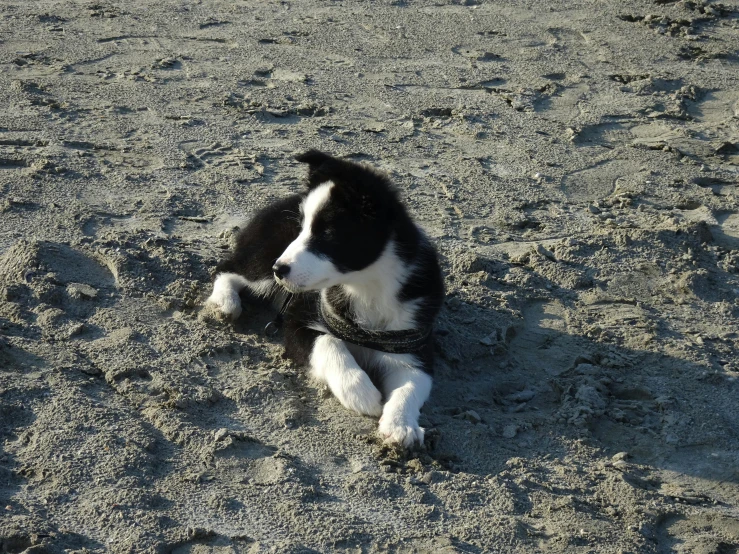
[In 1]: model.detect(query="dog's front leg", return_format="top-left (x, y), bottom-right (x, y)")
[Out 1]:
top-left (206, 273), bottom-right (275, 320)
top-left (376, 353), bottom-right (432, 448)
top-left (206, 272), bottom-right (248, 319)
top-left (310, 334), bottom-right (383, 417)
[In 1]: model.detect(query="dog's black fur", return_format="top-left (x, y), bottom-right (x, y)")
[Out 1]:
top-left (209, 151), bottom-right (444, 445)
top-left (216, 150), bottom-right (444, 369)
top-left (216, 194), bottom-right (302, 283)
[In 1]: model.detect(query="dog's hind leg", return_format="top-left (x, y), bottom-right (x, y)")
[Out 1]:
top-left (375, 353), bottom-right (432, 447)
top-left (309, 335), bottom-right (383, 417)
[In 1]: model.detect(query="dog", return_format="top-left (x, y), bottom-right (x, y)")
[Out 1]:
top-left (206, 150), bottom-right (444, 447)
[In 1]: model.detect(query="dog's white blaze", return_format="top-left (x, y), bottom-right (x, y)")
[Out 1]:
top-left (376, 353), bottom-right (432, 447)
top-left (302, 181), bottom-right (333, 226)
top-left (206, 272), bottom-right (274, 319)
top-left (310, 334), bottom-right (383, 417)
top-left (275, 182), bottom-right (343, 290)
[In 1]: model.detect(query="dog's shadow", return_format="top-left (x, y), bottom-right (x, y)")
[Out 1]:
top-left (425, 250), bottom-right (739, 489)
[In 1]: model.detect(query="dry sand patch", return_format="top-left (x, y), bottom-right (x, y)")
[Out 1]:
top-left (1, 0), bottom-right (739, 552)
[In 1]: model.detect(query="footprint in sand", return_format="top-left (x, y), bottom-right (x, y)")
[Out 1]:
top-left (0, 240), bottom-right (117, 339)
top-left (182, 142), bottom-right (256, 170)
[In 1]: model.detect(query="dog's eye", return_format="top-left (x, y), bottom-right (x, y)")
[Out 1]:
top-left (311, 220), bottom-right (333, 240)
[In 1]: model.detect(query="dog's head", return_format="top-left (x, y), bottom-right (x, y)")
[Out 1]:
top-left (272, 150), bottom-right (399, 292)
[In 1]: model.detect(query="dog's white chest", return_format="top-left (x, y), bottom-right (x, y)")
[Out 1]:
top-left (346, 289), bottom-right (418, 331)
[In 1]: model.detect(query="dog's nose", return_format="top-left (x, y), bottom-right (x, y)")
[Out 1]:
top-left (272, 263), bottom-right (291, 279)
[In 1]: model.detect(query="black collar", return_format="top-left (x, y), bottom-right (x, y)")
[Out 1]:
top-left (317, 288), bottom-right (432, 354)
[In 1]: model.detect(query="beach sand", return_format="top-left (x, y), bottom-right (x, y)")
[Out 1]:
top-left (1, 0), bottom-right (739, 551)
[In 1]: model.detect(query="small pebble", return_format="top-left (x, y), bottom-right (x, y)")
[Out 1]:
top-left (502, 424), bottom-right (518, 439)
top-left (462, 410), bottom-right (482, 424)
top-left (67, 283), bottom-right (98, 299)
top-left (213, 428), bottom-right (229, 441)
top-left (509, 389), bottom-right (535, 403)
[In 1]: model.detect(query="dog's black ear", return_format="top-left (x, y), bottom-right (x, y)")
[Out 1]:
top-left (295, 149), bottom-right (334, 166)
top-left (358, 193), bottom-right (379, 221)
top-left (295, 149), bottom-right (337, 189)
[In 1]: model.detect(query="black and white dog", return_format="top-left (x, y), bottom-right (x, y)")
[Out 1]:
top-left (206, 150), bottom-right (444, 447)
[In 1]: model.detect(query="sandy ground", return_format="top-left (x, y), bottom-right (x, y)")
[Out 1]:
top-left (1, 0), bottom-right (739, 552)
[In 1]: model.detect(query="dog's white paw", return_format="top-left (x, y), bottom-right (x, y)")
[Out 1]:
top-left (205, 289), bottom-right (242, 320)
top-left (378, 415), bottom-right (425, 448)
top-left (334, 371), bottom-right (383, 417)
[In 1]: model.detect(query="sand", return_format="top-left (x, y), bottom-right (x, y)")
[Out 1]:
top-left (1, 0), bottom-right (739, 552)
